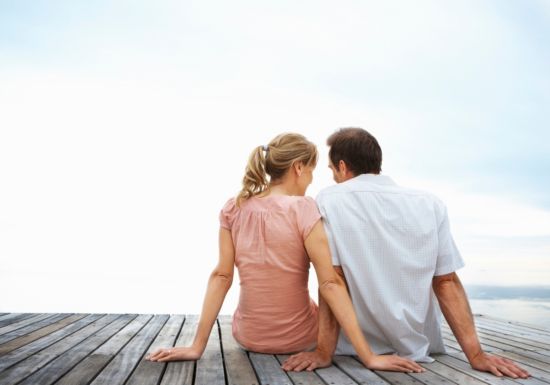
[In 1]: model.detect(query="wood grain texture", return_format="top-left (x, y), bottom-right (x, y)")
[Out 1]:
top-left (333, 355), bottom-right (390, 385)
top-left (0, 313), bottom-right (53, 336)
top-left (159, 315), bottom-right (198, 385)
top-left (18, 314), bottom-right (136, 385)
top-left (422, 360), bottom-right (489, 385)
top-left (0, 314), bottom-right (36, 328)
top-left (90, 314), bottom-right (169, 385)
top-left (0, 314), bottom-right (101, 372)
top-left (479, 315), bottom-right (550, 335)
top-left (55, 314), bottom-right (152, 385)
top-left (0, 313), bottom-right (74, 345)
top-left (249, 352), bottom-right (293, 385)
top-left (125, 314), bottom-right (185, 385)
top-left (0, 313), bottom-right (546, 385)
top-left (194, 319), bottom-right (225, 385)
top-left (221, 319), bottom-right (258, 385)
top-left (0, 314), bottom-right (119, 384)
top-left (315, 363), bottom-right (359, 385)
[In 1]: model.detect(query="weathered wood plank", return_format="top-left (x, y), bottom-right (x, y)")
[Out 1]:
top-left (457, 330), bottom-right (550, 359)
top-left (443, 333), bottom-right (504, 354)
top-left (478, 315), bottom-right (550, 335)
top-left (374, 370), bottom-right (426, 385)
top-left (194, 319), bottom-right (226, 385)
top-left (55, 314), bottom-right (152, 385)
top-left (408, 364), bottom-right (464, 385)
top-left (443, 323), bottom-right (550, 351)
top-left (442, 342), bottom-right (462, 354)
top-left (220, 317), bottom-right (259, 385)
top-left (90, 314), bottom-right (169, 385)
top-left (0, 313), bottom-right (53, 336)
top-left (0, 314), bottom-right (86, 356)
top-left (276, 355), bottom-right (325, 385)
top-left (0, 314), bottom-right (119, 384)
top-left (125, 314), bottom-right (185, 385)
top-left (0, 313), bottom-right (74, 345)
top-left (159, 315), bottom-right (197, 385)
top-left (316, 363), bottom-right (359, 385)
top-left (475, 326), bottom-right (550, 350)
top-left (333, 355), bottom-right (390, 385)
top-left (442, 329), bottom-right (519, 353)
top-left (17, 314), bottom-right (136, 385)
top-left (423, 360), bottom-right (490, 385)
top-left (249, 352), bottom-right (293, 385)
top-left (0, 314), bottom-right (102, 372)
top-left (495, 349), bottom-right (550, 365)
top-left (474, 318), bottom-right (550, 343)
top-left (0, 313), bottom-right (36, 328)
top-left (1, 313), bottom-right (548, 385)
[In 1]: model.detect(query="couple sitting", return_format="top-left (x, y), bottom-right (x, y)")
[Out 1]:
top-left (147, 128), bottom-right (528, 378)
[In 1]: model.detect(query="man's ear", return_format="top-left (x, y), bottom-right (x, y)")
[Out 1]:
top-left (338, 160), bottom-right (347, 175)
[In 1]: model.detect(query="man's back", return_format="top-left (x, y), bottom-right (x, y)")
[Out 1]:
top-left (317, 173), bottom-right (464, 362)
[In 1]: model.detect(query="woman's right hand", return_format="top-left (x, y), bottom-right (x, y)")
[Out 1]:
top-left (146, 346), bottom-right (202, 362)
top-left (363, 354), bottom-right (425, 373)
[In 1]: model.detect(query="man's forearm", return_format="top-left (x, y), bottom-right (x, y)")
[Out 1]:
top-left (316, 289), bottom-right (340, 357)
top-left (433, 273), bottom-right (482, 362)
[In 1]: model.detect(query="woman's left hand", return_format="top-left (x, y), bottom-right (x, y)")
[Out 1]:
top-left (146, 346), bottom-right (202, 362)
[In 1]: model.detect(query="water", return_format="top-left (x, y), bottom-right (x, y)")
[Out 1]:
top-left (465, 285), bottom-right (550, 328)
top-left (2, 268), bottom-right (549, 330)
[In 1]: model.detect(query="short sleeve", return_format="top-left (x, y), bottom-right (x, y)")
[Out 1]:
top-left (219, 197), bottom-right (237, 230)
top-left (295, 197), bottom-right (322, 241)
top-left (316, 192), bottom-right (341, 266)
top-left (434, 202), bottom-right (465, 276)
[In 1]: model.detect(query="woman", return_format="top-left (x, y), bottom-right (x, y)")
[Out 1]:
top-left (147, 133), bottom-right (422, 372)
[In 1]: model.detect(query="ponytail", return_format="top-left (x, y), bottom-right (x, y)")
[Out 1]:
top-left (236, 146), bottom-right (269, 206)
top-left (236, 133), bottom-right (317, 206)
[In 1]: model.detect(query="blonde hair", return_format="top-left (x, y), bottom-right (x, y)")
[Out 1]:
top-left (236, 133), bottom-right (318, 205)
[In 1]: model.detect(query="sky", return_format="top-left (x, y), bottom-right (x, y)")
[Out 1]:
top-left (0, 0), bottom-right (549, 314)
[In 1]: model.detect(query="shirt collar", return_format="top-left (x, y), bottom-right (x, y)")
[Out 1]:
top-left (353, 173), bottom-right (397, 186)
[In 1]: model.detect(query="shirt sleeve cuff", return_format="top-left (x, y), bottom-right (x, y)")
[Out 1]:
top-left (434, 258), bottom-right (465, 276)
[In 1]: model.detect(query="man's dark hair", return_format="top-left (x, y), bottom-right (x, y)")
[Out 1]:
top-left (327, 127), bottom-right (382, 175)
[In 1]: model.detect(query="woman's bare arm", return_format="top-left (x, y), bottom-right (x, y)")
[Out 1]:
top-left (147, 227), bottom-right (235, 362)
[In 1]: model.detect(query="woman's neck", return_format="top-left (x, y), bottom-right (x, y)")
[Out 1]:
top-left (266, 180), bottom-right (303, 196)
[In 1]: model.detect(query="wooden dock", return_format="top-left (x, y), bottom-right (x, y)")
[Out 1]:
top-left (0, 313), bottom-right (548, 385)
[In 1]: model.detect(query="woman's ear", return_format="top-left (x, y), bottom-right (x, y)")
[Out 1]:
top-left (293, 162), bottom-right (303, 177)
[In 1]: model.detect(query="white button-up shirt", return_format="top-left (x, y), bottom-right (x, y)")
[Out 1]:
top-left (316, 174), bottom-right (465, 362)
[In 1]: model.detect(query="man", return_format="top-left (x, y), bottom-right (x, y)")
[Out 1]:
top-left (282, 128), bottom-right (529, 378)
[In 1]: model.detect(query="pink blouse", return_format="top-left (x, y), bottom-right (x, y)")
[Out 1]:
top-left (219, 195), bottom-right (321, 353)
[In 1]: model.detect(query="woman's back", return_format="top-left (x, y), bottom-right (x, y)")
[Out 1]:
top-left (220, 195), bottom-right (320, 353)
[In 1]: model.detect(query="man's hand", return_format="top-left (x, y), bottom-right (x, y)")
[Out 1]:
top-left (282, 350), bottom-right (332, 372)
top-left (363, 354), bottom-right (425, 373)
top-left (470, 352), bottom-right (529, 379)
top-left (146, 346), bottom-right (202, 362)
